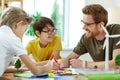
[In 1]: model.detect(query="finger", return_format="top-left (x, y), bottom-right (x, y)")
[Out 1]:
top-left (53, 62), bottom-right (60, 66)
top-left (53, 62), bottom-right (60, 69)
top-left (53, 65), bottom-right (60, 70)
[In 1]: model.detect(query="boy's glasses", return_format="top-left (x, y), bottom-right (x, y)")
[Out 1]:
top-left (42, 29), bottom-right (57, 34)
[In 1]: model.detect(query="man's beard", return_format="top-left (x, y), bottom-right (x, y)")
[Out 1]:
top-left (85, 31), bottom-right (99, 39)
top-left (86, 32), bottom-right (94, 39)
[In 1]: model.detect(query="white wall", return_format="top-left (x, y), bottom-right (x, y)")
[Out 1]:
top-left (68, 0), bottom-right (85, 48)
top-left (86, 0), bottom-right (120, 8)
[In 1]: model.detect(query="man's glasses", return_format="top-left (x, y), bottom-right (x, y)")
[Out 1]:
top-left (41, 29), bottom-right (57, 34)
top-left (81, 20), bottom-right (98, 26)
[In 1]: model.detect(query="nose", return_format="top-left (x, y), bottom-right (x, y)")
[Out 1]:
top-left (83, 25), bottom-right (87, 30)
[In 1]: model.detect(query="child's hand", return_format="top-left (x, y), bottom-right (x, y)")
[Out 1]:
top-left (53, 61), bottom-right (60, 70)
top-left (44, 61), bottom-right (53, 72)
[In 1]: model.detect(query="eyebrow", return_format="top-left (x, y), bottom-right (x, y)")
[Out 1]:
top-left (81, 20), bottom-right (97, 25)
top-left (81, 20), bottom-right (94, 24)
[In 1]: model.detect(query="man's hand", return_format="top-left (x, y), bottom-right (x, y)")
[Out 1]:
top-left (53, 59), bottom-right (68, 70)
top-left (69, 59), bottom-right (83, 68)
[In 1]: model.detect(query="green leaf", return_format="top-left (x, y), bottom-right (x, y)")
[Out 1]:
top-left (25, 12), bottom-right (41, 37)
top-left (115, 54), bottom-right (120, 66)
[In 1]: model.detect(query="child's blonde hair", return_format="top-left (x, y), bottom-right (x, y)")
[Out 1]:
top-left (0, 7), bottom-right (32, 28)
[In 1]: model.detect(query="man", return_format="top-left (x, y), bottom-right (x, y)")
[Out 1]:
top-left (54, 4), bottom-right (120, 69)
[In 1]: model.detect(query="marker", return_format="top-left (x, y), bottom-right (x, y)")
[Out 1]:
top-left (47, 54), bottom-right (54, 64)
top-left (54, 57), bottom-right (59, 64)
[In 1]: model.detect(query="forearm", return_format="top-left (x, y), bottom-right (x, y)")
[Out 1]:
top-left (36, 61), bottom-right (48, 66)
top-left (86, 60), bottom-right (116, 69)
top-left (5, 66), bottom-right (29, 73)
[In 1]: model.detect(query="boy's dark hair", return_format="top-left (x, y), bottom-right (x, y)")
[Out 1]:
top-left (32, 17), bottom-right (54, 36)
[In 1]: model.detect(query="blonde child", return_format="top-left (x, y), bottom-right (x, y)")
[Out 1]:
top-left (0, 7), bottom-right (52, 76)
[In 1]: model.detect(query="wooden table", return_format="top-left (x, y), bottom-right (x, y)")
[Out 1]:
top-left (2, 72), bottom-right (88, 80)
top-left (2, 73), bottom-right (22, 80)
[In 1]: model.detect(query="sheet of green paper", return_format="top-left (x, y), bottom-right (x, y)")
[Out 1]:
top-left (87, 74), bottom-right (120, 80)
top-left (14, 71), bottom-right (33, 78)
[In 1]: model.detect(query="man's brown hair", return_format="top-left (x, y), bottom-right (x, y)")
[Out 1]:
top-left (82, 4), bottom-right (108, 26)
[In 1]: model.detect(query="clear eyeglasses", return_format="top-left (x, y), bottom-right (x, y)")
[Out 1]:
top-left (42, 29), bottom-right (57, 34)
top-left (81, 20), bottom-right (98, 26)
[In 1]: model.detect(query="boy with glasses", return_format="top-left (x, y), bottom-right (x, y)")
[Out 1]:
top-left (25, 17), bottom-right (62, 62)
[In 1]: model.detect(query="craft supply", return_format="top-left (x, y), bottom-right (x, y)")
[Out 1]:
top-left (47, 54), bottom-right (54, 64)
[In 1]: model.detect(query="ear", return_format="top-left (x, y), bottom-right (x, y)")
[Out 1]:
top-left (15, 21), bottom-right (23, 29)
top-left (35, 30), bottom-right (41, 37)
top-left (100, 22), bottom-right (105, 26)
top-left (98, 22), bottom-right (105, 28)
